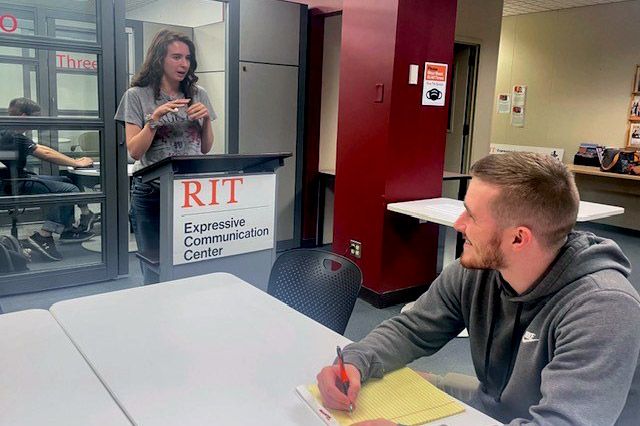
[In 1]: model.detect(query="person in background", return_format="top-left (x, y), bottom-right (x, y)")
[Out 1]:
top-left (115, 29), bottom-right (216, 284)
top-left (0, 98), bottom-right (95, 261)
top-left (316, 152), bottom-right (640, 426)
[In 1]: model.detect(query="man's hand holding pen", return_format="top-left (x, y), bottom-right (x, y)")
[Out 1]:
top-left (316, 351), bottom-right (401, 426)
top-left (316, 356), bottom-right (361, 412)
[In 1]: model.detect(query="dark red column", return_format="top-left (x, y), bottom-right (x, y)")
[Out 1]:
top-left (333, 0), bottom-right (457, 307)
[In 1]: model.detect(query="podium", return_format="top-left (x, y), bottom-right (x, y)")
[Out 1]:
top-left (132, 153), bottom-right (291, 291)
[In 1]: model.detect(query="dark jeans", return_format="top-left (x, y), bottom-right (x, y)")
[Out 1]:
top-left (8, 175), bottom-right (79, 234)
top-left (129, 176), bottom-right (160, 285)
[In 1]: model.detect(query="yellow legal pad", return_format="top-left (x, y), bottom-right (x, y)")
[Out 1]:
top-left (307, 367), bottom-right (465, 425)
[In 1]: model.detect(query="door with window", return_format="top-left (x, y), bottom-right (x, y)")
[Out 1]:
top-left (0, 0), bottom-right (119, 294)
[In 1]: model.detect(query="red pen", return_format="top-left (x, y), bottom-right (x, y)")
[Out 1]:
top-left (336, 346), bottom-right (353, 413)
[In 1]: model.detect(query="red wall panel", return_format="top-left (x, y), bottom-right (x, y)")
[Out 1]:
top-left (334, 0), bottom-right (457, 300)
top-left (334, 0), bottom-right (399, 291)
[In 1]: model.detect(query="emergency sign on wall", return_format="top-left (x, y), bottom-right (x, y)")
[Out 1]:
top-left (422, 62), bottom-right (448, 107)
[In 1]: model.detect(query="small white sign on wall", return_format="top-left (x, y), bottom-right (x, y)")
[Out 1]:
top-left (510, 105), bottom-right (525, 126)
top-left (422, 62), bottom-right (448, 106)
top-left (490, 143), bottom-right (564, 162)
top-left (497, 93), bottom-right (511, 114)
top-left (173, 174), bottom-right (276, 265)
top-left (511, 85), bottom-right (527, 127)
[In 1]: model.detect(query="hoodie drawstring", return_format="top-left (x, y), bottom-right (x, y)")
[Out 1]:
top-left (483, 288), bottom-right (501, 389)
top-left (496, 302), bottom-right (524, 402)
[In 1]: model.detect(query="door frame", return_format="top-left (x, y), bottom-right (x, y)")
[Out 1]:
top-left (0, 0), bottom-right (119, 295)
top-left (452, 41), bottom-right (480, 174)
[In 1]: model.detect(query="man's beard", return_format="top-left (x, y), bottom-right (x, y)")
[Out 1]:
top-left (459, 232), bottom-right (506, 270)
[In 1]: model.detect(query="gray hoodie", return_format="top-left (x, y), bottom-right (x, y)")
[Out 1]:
top-left (342, 231), bottom-right (640, 425)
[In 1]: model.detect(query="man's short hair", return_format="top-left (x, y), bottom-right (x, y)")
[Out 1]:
top-left (8, 97), bottom-right (41, 116)
top-left (470, 152), bottom-right (579, 249)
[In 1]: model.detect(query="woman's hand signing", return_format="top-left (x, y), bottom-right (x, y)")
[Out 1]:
top-left (151, 98), bottom-right (191, 122)
top-left (186, 102), bottom-right (210, 121)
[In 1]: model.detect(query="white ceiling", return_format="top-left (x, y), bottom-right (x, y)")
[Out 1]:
top-left (502, 0), bottom-right (629, 16)
top-left (5, 0), bottom-right (633, 17)
top-left (291, 0), bottom-right (634, 16)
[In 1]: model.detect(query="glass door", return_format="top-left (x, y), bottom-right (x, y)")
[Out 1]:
top-left (0, 0), bottom-right (119, 294)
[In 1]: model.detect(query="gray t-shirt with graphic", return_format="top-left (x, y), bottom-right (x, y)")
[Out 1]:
top-left (114, 85), bottom-right (216, 173)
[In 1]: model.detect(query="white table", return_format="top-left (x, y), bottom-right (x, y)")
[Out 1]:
top-left (576, 200), bottom-right (625, 221)
top-left (67, 162), bottom-right (135, 177)
top-left (388, 198), bottom-right (625, 267)
top-left (0, 309), bottom-right (132, 426)
top-left (387, 198), bottom-right (463, 268)
top-left (50, 273), bottom-right (497, 426)
top-left (389, 197), bottom-right (625, 318)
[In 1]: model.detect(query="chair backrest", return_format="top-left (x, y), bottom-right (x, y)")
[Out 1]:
top-left (267, 249), bottom-right (362, 335)
top-left (78, 132), bottom-right (99, 153)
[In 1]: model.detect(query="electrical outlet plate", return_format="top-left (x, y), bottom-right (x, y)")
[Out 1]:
top-left (349, 239), bottom-right (362, 259)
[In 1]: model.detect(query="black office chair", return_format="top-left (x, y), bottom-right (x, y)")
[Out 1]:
top-left (267, 249), bottom-right (363, 335)
top-left (0, 176), bottom-right (54, 238)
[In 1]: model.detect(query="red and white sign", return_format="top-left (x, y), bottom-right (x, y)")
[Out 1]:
top-left (173, 174), bottom-right (276, 265)
top-left (422, 62), bottom-right (448, 107)
top-left (0, 14), bottom-right (18, 33)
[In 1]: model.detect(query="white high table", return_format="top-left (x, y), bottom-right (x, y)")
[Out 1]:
top-left (388, 198), bottom-right (625, 268)
top-left (389, 198), bottom-right (625, 319)
top-left (49, 273), bottom-right (498, 426)
top-left (0, 309), bottom-right (132, 426)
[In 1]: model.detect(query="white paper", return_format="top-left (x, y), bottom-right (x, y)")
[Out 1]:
top-left (497, 93), bottom-right (510, 114)
top-left (512, 85), bottom-right (526, 106)
top-left (295, 386), bottom-right (341, 426)
top-left (629, 123), bottom-right (640, 147)
top-left (511, 105), bottom-right (524, 127)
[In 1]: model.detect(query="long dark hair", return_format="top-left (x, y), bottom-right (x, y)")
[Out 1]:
top-left (130, 29), bottom-right (199, 100)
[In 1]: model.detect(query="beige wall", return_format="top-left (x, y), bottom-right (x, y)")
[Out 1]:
top-left (318, 14), bottom-right (342, 243)
top-left (455, 0), bottom-right (504, 165)
top-left (318, 14), bottom-right (342, 173)
top-left (491, 1), bottom-right (640, 161)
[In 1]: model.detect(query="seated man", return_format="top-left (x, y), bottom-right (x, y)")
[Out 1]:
top-left (317, 152), bottom-right (640, 426)
top-left (0, 98), bottom-right (95, 261)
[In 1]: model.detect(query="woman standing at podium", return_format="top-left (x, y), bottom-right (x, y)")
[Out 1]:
top-left (115, 29), bottom-right (216, 284)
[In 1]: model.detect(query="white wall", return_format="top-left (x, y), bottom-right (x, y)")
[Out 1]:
top-left (195, 21), bottom-right (226, 153)
top-left (126, 0), bottom-right (223, 28)
top-left (141, 22), bottom-right (194, 54)
top-left (491, 1), bottom-right (640, 160)
top-left (455, 0), bottom-right (504, 165)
